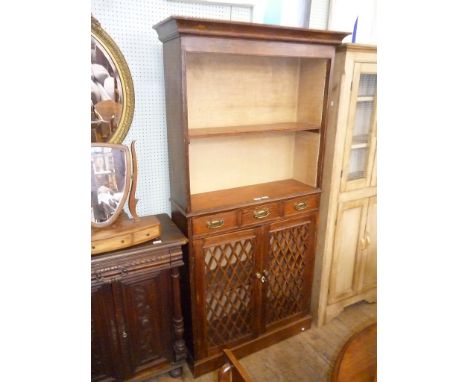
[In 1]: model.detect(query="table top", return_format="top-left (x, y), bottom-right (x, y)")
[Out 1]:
top-left (331, 323), bottom-right (377, 382)
top-left (91, 213), bottom-right (187, 260)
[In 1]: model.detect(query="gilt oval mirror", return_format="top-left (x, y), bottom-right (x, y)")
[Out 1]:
top-left (91, 144), bottom-right (132, 228)
top-left (91, 15), bottom-right (134, 143)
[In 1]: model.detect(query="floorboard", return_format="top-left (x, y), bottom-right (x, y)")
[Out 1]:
top-left (149, 301), bottom-right (377, 382)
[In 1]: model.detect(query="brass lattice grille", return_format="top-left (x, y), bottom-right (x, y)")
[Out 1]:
top-left (204, 238), bottom-right (254, 347)
top-left (266, 223), bottom-right (309, 324)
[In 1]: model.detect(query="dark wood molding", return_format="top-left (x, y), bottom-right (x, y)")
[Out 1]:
top-left (337, 43), bottom-right (377, 53)
top-left (154, 16), bottom-right (350, 45)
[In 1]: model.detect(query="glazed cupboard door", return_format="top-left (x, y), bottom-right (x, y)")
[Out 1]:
top-left (193, 229), bottom-right (261, 356)
top-left (118, 270), bottom-right (173, 377)
top-left (91, 284), bottom-right (122, 382)
top-left (328, 199), bottom-right (369, 304)
top-left (341, 62), bottom-right (377, 192)
top-left (264, 216), bottom-right (316, 331)
top-left (360, 196), bottom-right (377, 292)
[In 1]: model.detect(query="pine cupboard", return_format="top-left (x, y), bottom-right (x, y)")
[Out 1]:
top-left (154, 17), bottom-right (348, 376)
top-left (313, 44), bottom-right (377, 326)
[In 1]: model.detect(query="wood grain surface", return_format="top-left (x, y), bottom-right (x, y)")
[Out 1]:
top-left (149, 301), bottom-right (376, 382)
top-left (331, 323), bottom-right (377, 382)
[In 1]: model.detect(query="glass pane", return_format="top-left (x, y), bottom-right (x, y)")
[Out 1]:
top-left (353, 101), bottom-right (374, 141)
top-left (358, 74), bottom-right (377, 96)
top-left (348, 147), bottom-right (369, 181)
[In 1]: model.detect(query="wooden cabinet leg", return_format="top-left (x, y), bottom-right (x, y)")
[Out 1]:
top-left (171, 267), bottom-right (187, 362)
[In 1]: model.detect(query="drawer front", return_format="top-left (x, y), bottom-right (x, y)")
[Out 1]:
top-left (284, 195), bottom-right (320, 217)
top-left (241, 202), bottom-right (280, 226)
top-left (192, 210), bottom-right (239, 236)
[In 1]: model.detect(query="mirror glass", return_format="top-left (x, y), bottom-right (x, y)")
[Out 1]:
top-left (91, 16), bottom-right (134, 143)
top-left (91, 36), bottom-right (123, 142)
top-left (91, 145), bottom-right (130, 226)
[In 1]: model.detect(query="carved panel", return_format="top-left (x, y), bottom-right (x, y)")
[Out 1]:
top-left (91, 285), bottom-right (119, 381)
top-left (266, 222), bottom-right (310, 325)
top-left (120, 272), bottom-right (172, 372)
top-left (203, 236), bottom-right (256, 348)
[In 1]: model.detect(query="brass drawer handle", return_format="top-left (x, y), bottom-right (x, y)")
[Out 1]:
top-left (207, 219), bottom-right (224, 229)
top-left (294, 201), bottom-right (308, 211)
top-left (253, 208), bottom-right (270, 219)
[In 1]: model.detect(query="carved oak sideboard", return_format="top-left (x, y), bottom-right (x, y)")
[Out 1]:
top-left (91, 214), bottom-right (188, 381)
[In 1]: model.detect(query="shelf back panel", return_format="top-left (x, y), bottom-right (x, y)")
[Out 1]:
top-left (189, 132), bottom-right (319, 194)
top-left (186, 53), bottom-right (328, 130)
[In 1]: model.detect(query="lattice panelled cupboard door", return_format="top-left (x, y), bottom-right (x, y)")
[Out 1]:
top-left (265, 218), bottom-right (315, 327)
top-left (199, 229), bottom-right (258, 351)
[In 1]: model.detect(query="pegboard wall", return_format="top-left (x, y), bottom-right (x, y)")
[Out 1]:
top-left (91, 0), bottom-right (252, 216)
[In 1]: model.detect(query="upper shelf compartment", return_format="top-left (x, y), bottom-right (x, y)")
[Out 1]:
top-left (186, 53), bottom-right (329, 136)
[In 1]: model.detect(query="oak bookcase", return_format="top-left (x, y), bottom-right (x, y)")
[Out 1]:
top-left (154, 17), bottom-right (348, 376)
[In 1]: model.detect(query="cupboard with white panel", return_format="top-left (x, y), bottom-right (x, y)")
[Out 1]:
top-left (313, 44), bottom-right (377, 326)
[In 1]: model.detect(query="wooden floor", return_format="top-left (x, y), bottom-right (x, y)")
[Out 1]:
top-left (151, 301), bottom-right (377, 382)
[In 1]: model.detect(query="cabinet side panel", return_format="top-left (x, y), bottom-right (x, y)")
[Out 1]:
top-left (296, 59), bottom-right (328, 126)
top-left (163, 38), bottom-right (190, 210)
top-left (293, 131), bottom-right (320, 187)
top-left (311, 50), bottom-right (347, 325)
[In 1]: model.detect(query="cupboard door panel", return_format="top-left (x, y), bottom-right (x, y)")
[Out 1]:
top-left (361, 196), bottom-right (377, 291)
top-left (341, 62), bottom-right (377, 192)
top-left (265, 216), bottom-right (315, 329)
top-left (91, 285), bottom-right (121, 382)
top-left (119, 272), bottom-right (173, 375)
top-left (328, 199), bottom-right (368, 303)
top-left (196, 229), bottom-right (259, 353)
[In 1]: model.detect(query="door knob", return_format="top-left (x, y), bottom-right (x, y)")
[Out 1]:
top-left (255, 272), bottom-right (266, 283)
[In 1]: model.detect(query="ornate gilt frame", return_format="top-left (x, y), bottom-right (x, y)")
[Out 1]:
top-left (92, 15), bottom-right (135, 143)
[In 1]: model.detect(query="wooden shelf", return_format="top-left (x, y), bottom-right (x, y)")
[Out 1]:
top-left (351, 134), bottom-right (370, 149)
top-left (190, 179), bottom-right (319, 214)
top-left (189, 122), bottom-right (320, 139)
top-left (357, 96), bottom-right (375, 102)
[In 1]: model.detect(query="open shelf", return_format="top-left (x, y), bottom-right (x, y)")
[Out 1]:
top-left (351, 134), bottom-right (370, 149)
top-left (190, 179), bottom-right (319, 213)
top-left (357, 96), bottom-right (375, 102)
top-left (189, 122), bottom-right (320, 139)
top-left (186, 53), bottom-right (328, 131)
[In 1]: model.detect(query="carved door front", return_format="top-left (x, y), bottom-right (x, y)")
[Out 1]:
top-left (91, 270), bottom-right (174, 381)
top-left (264, 215), bottom-right (316, 331)
top-left (91, 284), bottom-right (122, 382)
top-left (118, 270), bottom-right (173, 377)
